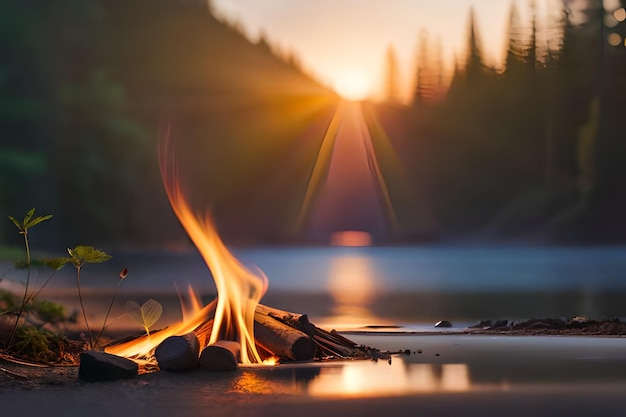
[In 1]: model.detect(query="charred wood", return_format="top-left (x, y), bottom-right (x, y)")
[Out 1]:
top-left (253, 311), bottom-right (316, 361)
top-left (199, 340), bottom-right (240, 371)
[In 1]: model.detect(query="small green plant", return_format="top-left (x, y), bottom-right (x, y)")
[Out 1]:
top-left (12, 325), bottom-right (76, 363)
top-left (66, 245), bottom-right (112, 349)
top-left (125, 299), bottom-right (163, 338)
top-left (6, 208), bottom-right (53, 349)
top-left (4, 208), bottom-right (145, 359)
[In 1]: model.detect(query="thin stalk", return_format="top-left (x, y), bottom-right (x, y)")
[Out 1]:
top-left (76, 266), bottom-right (93, 349)
top-left (26, 270), bottom-right (59, 305)
top-left (93, 279), bottom-right (123, 347)
top-left (7, 231), bottom-right (31, 349)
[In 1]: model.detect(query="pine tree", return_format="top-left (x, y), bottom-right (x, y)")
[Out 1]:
top-left (384, 45), bottom-right (400, 103)
top-left (504, 3), bottom-right (526, 76)
top-left (465, 7), bottom-right (485, 81)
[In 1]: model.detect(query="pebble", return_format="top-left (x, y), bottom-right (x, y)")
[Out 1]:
top-left (79, 350), bottom-right (138, 382)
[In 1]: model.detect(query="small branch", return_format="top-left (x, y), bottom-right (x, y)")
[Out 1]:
top-left (26, 269), bottom-right (59, 304)
top-left (0, 366), bottom-right (28, 380)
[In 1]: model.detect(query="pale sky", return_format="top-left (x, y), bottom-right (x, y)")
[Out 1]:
top-left (211, 0), bottom-right (561, 102)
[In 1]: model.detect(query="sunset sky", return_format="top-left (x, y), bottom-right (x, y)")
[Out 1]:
top-left (211, 0), bottom-right (562, 102)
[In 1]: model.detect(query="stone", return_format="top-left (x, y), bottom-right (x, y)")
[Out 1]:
top-left (79, 350), bottom-right (138, 382)
top-left (493, 319), bottom-right (508, 328)
top-left (155, 333), bottom-right (200, 372)
top-left (469, 320), bottom-right (492, 329)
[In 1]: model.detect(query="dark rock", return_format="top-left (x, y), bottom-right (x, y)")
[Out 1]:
top-left (79, 350), bottom-right (138, 382)
top-left (469, 320), bottom-right (492, 329)
top-left (492, 319), bottom-right (508, 328)
top-left (155, 333), bottom-right (200, 372)
top-left (434, 320), bottom-right (452, 328)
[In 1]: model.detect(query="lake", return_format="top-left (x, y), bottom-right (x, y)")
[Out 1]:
top-left (3, 245), bottom-right (626, 329)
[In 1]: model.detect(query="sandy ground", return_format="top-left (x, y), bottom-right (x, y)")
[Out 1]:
top-left (2, 334), bottom-right (626, 416)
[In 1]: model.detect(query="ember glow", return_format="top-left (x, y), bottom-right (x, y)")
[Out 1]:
top-left (105, 289), bottom-right (213, 359)
top-left (106, 128), bottom-right (269, 364)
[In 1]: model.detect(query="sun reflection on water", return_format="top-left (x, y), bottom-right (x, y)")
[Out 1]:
top-left (307, 359), bottom-right (472, 397)
top-left (323, 254), bottom-right (382, 327)
top-left (226, 359), bottom-right (472, 398)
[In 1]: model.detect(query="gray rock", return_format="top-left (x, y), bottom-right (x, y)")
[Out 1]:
top-left (493, 319), bottom-right (508, 328)
top-left (155, 333), bottom-right (200, 372)
top-left (434, 320), bottom-right (452, 328)
top-left (469, 320), bottom-right (492, 329)
top-left (79, 350), bottom-right (138, 382)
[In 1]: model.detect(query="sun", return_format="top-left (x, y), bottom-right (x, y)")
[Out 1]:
top-left (333, 70), bottom-right (371, 101)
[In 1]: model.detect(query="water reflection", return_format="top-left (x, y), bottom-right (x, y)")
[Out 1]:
top-left (325, 255), bottom-right (381, 326)
top-left (229, 366), bottom-right (322, 395)
top-left (222, 334), bottom-right (626, 398)
top-left (308, 360), bottom-right (471, 397)
top-left (231, 357), bottom-right (472, 397)
top-left (233, 359), bottom-right (472, 398)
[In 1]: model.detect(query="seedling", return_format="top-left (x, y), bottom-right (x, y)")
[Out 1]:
top-left (66, 245), bottom-right (112, 349)
top-left (125, 299), bottom-right (163, 338)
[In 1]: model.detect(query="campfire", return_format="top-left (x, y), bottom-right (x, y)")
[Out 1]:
top-left (98, 130), bottom-right (387, 374)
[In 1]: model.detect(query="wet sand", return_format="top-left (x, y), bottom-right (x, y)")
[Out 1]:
top-left (2, 334), bottom-right (626, 416)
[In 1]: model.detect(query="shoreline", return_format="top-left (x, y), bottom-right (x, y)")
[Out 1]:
top-left (2, 333), bottom-right (626, 416)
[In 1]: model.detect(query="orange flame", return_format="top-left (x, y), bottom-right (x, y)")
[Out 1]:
top-left (106, 126), bottom-right (268, 364)
top-left (163, 185), bottom-right (268, 364)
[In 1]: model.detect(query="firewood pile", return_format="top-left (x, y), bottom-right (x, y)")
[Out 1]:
top-left (94, 301), bottom-right (389, 377)
top-left (252, 304), bottom-right (389, 362)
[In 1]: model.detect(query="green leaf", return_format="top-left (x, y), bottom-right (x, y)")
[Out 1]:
top-left (67, 245), bottom-right (112, 267)
top-left (15, 258), bottom-right (69, 270)
top-left (8, 215), bottom-right (22, 231)
top-left (8, 209), bottom-right (52, 232)
top-left (24, 214), bottom-right (53, 229)
top-left (23, 208), bottom-right (35, 226)
top-left (125, 299), bottom-right (162, 333)
top-left (42, 257), bottom-right (70, 271)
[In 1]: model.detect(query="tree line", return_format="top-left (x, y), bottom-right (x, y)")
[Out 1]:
top-left (0, 0), bottom-right (624, 247)
top-left (0, 0), bottom-right (335, 249)
top-left (373, 0), bottom-right (626, 243)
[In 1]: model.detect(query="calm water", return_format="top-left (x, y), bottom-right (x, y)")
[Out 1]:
top-left (3, 245), bottom-right (626, 326)
top-left (234, 245), bottom-right (626, 292)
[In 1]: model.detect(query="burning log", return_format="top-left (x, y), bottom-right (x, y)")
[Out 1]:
top-left (155, 333), bottom-right (200, 372)
top-left (105, 300), bottom-right (389, 372)
top-left (253, 311), bottom-right (316, 361)
top-left (254, 304), bottom-right (317, 337)
top-left (199, 340), bottom-right (240, 371)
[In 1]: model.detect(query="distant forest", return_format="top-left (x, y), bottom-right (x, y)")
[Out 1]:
top-left (0, 0), bottom-right (624, 248)
top-left (373, 0), bottom-right (626, 243)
